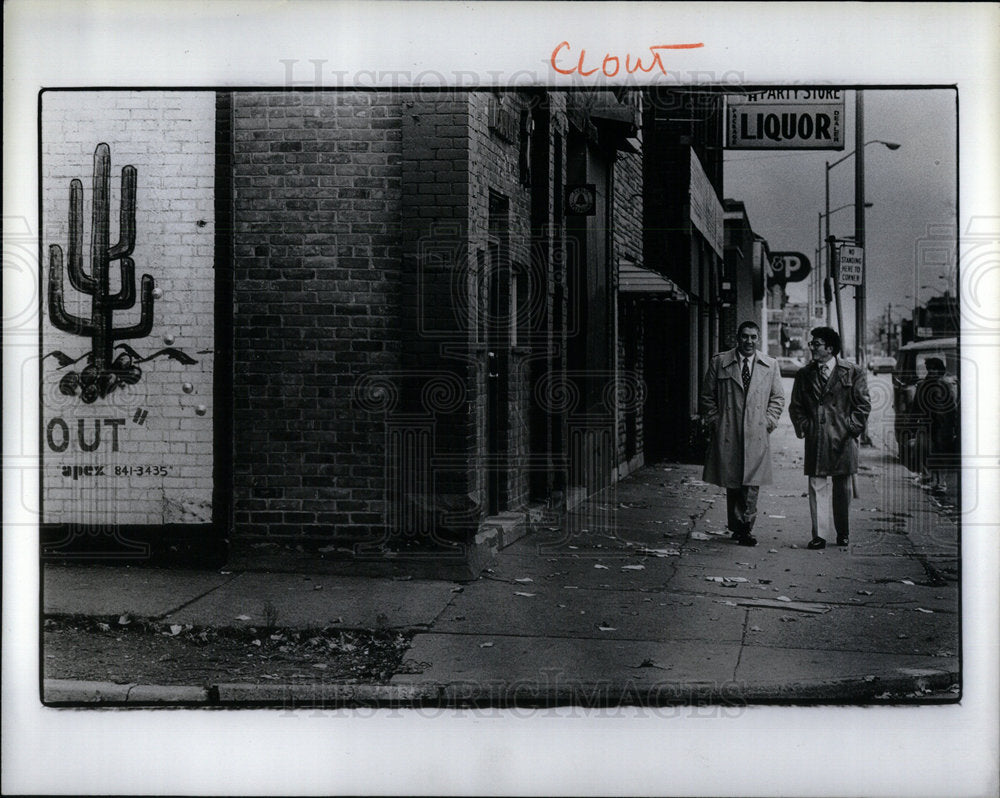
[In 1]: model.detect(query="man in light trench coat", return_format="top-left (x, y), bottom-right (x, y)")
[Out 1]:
top-left (699, 321), bottom-right (785, 547)
top-left (789, 326), bottom-right (872, 549)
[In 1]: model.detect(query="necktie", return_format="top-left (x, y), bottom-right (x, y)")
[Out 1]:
top-left (742, 359), bottom-right (751, 392)
top-left (819, 363), bottom-right (829, 383)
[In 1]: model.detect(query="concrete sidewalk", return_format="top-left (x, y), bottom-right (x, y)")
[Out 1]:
top-left (42, 421), bottom-right (960, 706)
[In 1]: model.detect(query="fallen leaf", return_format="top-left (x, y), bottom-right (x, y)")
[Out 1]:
top-left (563, 585), bottom-right (579, 590)
top-left (479, 642), bottom-right (494, 648)
top-left (313, 584), bottom-right (324, 591)
top-left (776, 595), bottom-right (792, 602)
top-left (117, 614), bottom-right (132, 626)
top-left (313, 663), bottom-right (328, 669)
top-left (901, 579), bottom-right (915, 586)
top-left (513, 592), bottom-right (536, 597)
top-left (514, 577), bottom-right (534, 583)
top-left (97, 622), bottom-right (111, 632)
top-left (598, 625), bottom-right (617, 632)
top-left (235, 614), bottom-right (252, 621)
top-left (750, 625), bottom-right (762, 632)
top-left (594, 564), bottom-right (609, 570)
top-left (916, 607), bottom-right (934, 614)
top-left (450, 586), bottom-right (464, 593)
top-left (621, 565), bottom-right (645, 571)
top-left (770, 515), bottom-right (786, 519)
top-left (169, 625), bottom-right (183, 636)
top-left (857, 590), bottom-right (873, 596)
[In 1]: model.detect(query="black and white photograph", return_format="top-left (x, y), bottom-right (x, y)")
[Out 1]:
top-left (4, 2), bottom-right (998, 796)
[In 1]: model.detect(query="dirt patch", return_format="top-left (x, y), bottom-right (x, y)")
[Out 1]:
top-left (43, 616), bottom-right (414, 686)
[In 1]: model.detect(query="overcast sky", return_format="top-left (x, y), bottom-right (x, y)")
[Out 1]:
top-left (723, 88), bottom-right (958, 347)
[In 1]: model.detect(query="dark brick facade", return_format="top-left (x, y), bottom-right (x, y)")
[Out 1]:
top-left (223, 89), bottom-right (647, 563)
top-left (230, 92), bottom-right (404, 551)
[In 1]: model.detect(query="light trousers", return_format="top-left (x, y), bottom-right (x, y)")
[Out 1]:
top-left (808, 475), bottom-right (852, 539)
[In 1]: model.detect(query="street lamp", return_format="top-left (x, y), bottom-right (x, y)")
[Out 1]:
top-left (825, 139), bottom-right (900, 246)
top-left (824, 134), bottom-right (901, 345)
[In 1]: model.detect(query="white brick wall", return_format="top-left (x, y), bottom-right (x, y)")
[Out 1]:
top-left (41, 91), bottom-right (216, 526)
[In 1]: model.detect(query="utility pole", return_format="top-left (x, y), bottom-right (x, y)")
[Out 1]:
top-left (854, 91), bottom-right (873, 446)
top-left (854, 91), bottom-right (867, 369)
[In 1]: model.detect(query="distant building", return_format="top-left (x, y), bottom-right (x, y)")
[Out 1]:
top-left (722, 200), bottom-right (767, 350)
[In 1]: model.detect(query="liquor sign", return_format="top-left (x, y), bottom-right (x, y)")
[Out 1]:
top-left (725, 89), bottom-right (845, 150)
top-left (838, 245), bottom-right (864, 286)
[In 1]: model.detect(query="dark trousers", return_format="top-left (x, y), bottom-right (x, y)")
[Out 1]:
top-left (726, 486), bottom-right (760, 535)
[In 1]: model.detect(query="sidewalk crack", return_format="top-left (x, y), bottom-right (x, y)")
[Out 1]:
top-left (154, 573), bottom-right (243, 620)
top-left (732, 608), bottom-right (754, 682)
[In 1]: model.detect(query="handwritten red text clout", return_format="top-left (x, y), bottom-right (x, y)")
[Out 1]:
top-left (550, 41), bottom-right (705, 77)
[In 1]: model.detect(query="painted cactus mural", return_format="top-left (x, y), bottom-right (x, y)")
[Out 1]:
top-left (49, 143), bottom-right (155, 403)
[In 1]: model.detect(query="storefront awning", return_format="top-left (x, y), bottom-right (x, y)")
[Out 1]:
top-left (618, 262), bottom-right (689, 301)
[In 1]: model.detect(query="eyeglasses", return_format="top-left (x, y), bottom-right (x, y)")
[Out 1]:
top-left (808, 340), bottom-right (829, 348)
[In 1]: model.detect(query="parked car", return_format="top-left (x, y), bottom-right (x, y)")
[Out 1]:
top-left (892, 337), bottom-right (959, 467)
top-left (868, 355), bottom-right (897, 374)
top-left (776, 356), bottom-right (805, 377)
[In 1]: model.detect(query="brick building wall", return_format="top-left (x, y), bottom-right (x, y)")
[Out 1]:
top-left (230, 91), bottom-right (403, 551)
top-left (612, 149), bottom-right (645, 472)
top-left (468, 92), bottom-right (536, 512)
top-left (41, 91), bottom-right (216, 532)
top-left (397, 93), bottom-right (478, 538)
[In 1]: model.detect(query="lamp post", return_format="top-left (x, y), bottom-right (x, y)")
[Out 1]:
top-left (824, 127), bottom-right (900, 358)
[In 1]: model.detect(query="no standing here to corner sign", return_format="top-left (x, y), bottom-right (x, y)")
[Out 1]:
top-left (838, 245), bottom-right (864, 286)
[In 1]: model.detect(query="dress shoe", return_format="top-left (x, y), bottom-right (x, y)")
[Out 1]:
top-left (806, 537), bottom-right (827, 550)
top-left (734, 532), bottom-right (757, 547)
top-left (836, 536), bottom-right (849, 546)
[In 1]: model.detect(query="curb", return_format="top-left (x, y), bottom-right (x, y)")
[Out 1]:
top-left (43, 668), bottom-right (958, 707)
top-left (43, 680), bottom-right (211, 704)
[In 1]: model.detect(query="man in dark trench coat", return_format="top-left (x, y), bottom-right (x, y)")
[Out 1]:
top-left (789, 326), bottom-right (872, 549)
top-left (700, 321), bottom-right (785, 546)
